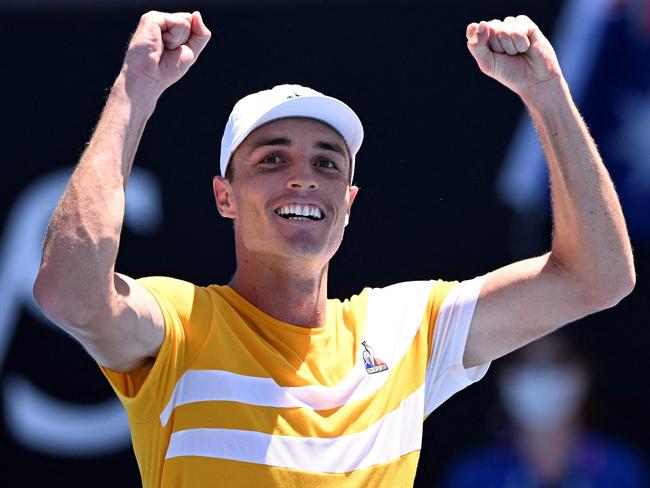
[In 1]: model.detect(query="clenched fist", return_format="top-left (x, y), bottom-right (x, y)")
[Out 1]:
top-left (121, 11), bottom-right (211, 96)
top-left (466, 15), bottom-right (562, 97)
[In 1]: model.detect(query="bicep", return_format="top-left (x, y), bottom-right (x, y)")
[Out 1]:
top-left (463, 253), bottom-right (595, 367)
top-left (68, 273), bottom-right (165, 372)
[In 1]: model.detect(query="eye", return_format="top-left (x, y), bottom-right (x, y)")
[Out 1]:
top-left (261, 154), bottom-right (283, 165)
top-left (317, 159), bottom-right (338, 170)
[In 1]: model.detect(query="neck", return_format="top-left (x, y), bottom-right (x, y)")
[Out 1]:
top-left (229, 252), bottom-right (330, 328)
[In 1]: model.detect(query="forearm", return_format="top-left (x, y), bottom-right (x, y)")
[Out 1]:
top-left (35, 73), bottom-right (158, 325)
top-left (523, 77), bottom-right (635, 304)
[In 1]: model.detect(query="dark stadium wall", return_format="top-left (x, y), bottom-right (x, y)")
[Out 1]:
top-left (1, 1), bottom-right (648, 486)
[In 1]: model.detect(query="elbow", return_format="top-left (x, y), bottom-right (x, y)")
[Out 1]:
top-left (611, 267), bottom-right (636, 306)
top-left (33, 271), bottom-right (100, 329)
top-left (621, 261), bottom-right (637, 298)
top-left (33, 273), bottom-right (55, 318)
top-left (33, 272), bottom-right (69, 327)
top-left (587, 263), bottom-right (636, 311)
top-left (553, 249), bottom-right (636, 312)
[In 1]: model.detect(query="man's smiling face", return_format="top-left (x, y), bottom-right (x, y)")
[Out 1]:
top-left (213, 117), bottom-right (359, 264)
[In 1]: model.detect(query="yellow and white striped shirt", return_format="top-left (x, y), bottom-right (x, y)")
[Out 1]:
top-left (101, 276), bottom-right (488, 487)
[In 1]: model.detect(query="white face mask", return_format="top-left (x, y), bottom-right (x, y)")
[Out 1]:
top-left (499, 363), bottom-right (587, 431)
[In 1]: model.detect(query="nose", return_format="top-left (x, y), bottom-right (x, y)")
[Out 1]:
top-left (286, 160), bottom-right (318, 190)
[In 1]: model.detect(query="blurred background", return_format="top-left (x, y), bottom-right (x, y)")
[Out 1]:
top-left (1, 0), bottom-right (648, 485)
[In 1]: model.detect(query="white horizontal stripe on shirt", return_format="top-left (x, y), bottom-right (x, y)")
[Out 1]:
top-left (165, 386), bottom-right (424, 473)
top-left (160, 281), bottom-right (436, 427)
top-left (160, 366), bottom-right (386, 427)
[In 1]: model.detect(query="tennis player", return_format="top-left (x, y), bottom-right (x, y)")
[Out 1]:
top-left (33, 11), bottom-right (634, 487)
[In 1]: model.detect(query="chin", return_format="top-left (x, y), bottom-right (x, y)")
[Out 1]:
top-left (283, 241), bottom-right (331, 259)
top-left (240, 227), bottom-right (343, 262)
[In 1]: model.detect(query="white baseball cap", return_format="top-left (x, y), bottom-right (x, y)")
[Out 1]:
top-left (220, 84), bottom-right (364, 182)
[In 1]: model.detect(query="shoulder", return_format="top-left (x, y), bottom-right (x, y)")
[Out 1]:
top-left (137, 276), bottom-right (214, 322)
top-left (365, 279), bottom-right (458, 305)
top-left (137, 275), bottom-right (199, 295)
top-left (365, 279), bottom-right (484, 324)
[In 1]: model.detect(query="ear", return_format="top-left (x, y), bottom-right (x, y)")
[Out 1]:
top-left (213, 176), bottom-right (236, 219)
top-left (345, 185), bottom-right (359, 227)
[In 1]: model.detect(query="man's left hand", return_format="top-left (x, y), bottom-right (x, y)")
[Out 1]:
top-left (466, 16), bottom-right (562, 97)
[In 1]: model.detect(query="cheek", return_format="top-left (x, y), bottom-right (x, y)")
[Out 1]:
top-left (238, 201), bottom-right (268, 228)
top-left (232, 191), bottom-right (263, 230)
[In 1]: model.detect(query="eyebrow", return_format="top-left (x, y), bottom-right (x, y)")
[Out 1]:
top-left (251, 137), bottom-right (347, 158)
top-left (251, 137), bottom-right (291, 150)
top-left (314, 141), bottom-right (347, 158)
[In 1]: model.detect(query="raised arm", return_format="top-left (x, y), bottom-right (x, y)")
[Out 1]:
top-left (33, 11), bottom-right (211, 372)
top-left (462, 16), bottom-right (635, 367)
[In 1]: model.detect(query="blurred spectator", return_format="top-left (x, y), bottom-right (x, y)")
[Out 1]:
top-left (440, 331), bottom-right (649, 488)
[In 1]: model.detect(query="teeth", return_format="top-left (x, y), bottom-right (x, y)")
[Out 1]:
top-left (276, 204), bottom-right (322, 220)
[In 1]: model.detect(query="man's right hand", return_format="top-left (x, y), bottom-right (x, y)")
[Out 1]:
top-left (122, 11), bottom-right (211, 96)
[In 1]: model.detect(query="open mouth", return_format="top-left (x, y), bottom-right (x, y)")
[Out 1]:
top-left (275, 204), bottom-right (324, 221)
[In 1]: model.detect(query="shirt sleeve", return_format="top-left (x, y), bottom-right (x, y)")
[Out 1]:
top-left (423, 275), bottom-right (489, 418)
top-left (99, 276), bottom-right (212, 423)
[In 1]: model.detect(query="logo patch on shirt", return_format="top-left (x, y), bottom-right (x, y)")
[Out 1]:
top-left (362, 341), bottom-right (388, 374)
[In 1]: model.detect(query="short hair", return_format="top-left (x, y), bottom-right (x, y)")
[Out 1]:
top-left (224, 156), bottom-right (236, 182)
